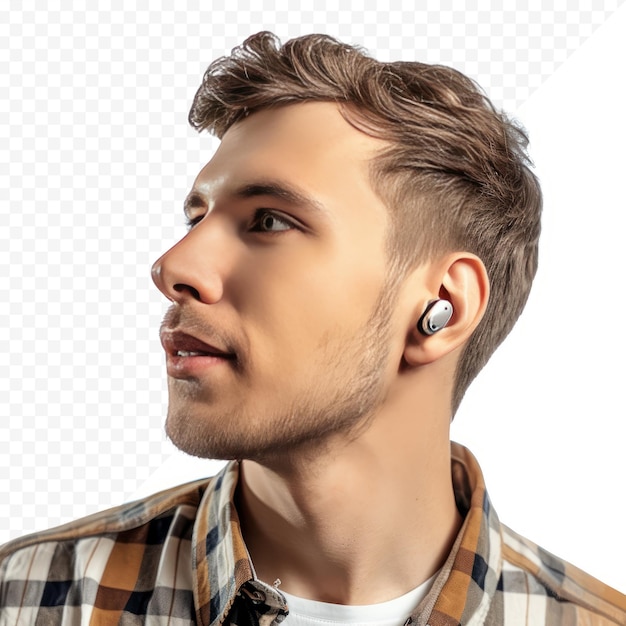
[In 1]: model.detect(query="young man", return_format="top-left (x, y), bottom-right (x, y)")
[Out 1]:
top-left (1, 32), bottom-right (624, 625)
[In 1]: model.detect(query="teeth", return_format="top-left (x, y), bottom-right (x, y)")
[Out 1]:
top-left (176, 350), bottom-right (205, 357)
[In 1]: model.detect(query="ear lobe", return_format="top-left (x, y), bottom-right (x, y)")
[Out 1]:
top-left (403, 253), bottom-right (489, 367)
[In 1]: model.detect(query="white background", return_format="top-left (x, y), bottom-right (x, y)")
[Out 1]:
top-left (1, 2), bottom-right (625, 594)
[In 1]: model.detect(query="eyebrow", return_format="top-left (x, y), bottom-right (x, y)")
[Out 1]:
top-left (234, 181), bottom-right (326, 214)
top-left (183, 180), bottom-right (326, 218)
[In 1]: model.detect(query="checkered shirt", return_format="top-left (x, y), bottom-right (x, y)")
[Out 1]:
top-left (1, 443), bottom-right (625, 625)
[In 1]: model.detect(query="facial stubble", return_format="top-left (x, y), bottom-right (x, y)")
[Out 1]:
top-left (165, 282), bottom-right (398, 463)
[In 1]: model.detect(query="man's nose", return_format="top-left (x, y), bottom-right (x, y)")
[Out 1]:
top-left (151, 225), bottom-right (225, 304)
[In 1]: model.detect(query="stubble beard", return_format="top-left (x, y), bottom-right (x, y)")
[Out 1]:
top-left (165, 283), bottom-right (397, 464)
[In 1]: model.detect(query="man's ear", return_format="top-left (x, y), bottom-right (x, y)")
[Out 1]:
top-left (404, 253), bottom-right (489, 367)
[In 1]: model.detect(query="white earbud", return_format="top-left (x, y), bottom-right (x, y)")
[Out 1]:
top-left (417, 299), bottom-right (453, 335)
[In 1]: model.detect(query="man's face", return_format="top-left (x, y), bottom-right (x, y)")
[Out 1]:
top-left (152, 102), bottom-right (406, 462)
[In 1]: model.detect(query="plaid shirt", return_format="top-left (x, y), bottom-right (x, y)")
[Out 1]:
top-left (1, 443), bottom-right (624, 625)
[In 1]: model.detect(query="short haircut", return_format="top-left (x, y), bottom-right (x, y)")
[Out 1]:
top-left (189, 32), bottom-right (542, 414)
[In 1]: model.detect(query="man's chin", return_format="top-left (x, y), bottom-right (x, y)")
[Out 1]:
top-left (163, 405), bottom-right (367, 467)
top-left (165, 412), bottom-right (238, 460)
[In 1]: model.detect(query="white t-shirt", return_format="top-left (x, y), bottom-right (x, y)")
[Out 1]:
top-left (281, 573), bottom-right (437, 626)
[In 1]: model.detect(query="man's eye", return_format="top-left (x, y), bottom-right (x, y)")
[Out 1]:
top-left (250, 211), bottom-right (294, 233)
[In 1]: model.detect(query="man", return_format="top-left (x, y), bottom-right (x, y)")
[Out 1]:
top-left (1, 31), bottom-right (624, 625)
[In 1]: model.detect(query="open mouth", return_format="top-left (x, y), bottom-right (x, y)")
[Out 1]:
top-left (160, 329), bottom-right (237, 378)
top-left (160, 330), bottom-right (235, 360)
top-left (175, 350), bottom-right (216, 357)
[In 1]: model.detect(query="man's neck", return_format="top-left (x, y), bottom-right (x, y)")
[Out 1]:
top-left (235, 390), bottom-right (462, 605)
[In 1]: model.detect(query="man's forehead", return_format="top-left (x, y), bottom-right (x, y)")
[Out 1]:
top-left (209, 102), bottom-right (386, 167)
top-left (188, 101), bottom-right (389, 208)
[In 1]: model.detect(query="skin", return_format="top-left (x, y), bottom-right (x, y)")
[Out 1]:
top-left (151, 102), bottom-right (489, 605)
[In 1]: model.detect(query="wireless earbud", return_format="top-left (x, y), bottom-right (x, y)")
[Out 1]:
top-left (417, 299), bottom-right (453, 335)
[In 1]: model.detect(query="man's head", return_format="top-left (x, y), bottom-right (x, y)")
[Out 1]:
top-left (151, 33), bottom-right (541, 462)
top-left (187, 32), bottom-right (542, 414)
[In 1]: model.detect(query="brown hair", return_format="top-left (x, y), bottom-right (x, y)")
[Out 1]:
top-left (189, 32), bottom-right (542, 414)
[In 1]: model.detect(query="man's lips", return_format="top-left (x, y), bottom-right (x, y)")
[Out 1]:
top-left (160, 329), bottom-right (236, 379)
top-left (160, 330), bottom-right (234, 359)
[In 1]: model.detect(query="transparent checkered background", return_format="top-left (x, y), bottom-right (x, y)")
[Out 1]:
top-left (1, 1), bottom-right (625, 592)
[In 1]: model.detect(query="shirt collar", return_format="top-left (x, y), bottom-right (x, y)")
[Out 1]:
top-left (192, 461), bottom-right (253, 626)
top-left (191, 444), bottom-right (502, 626)
top-left (415, 443), bottom-right (502, 624)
